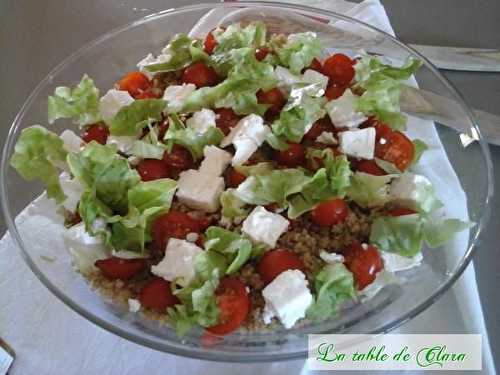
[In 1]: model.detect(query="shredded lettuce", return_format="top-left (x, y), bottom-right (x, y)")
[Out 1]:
top-left (109, 99), bottom-right (165, 136)
top-left (347, 172), bottom-right (394, 208)
top-left (411, 139), bottom-right (428, 165)
top-left (130, 123), bottom-right (166, 160)
top-left (10, 125), bottom-right (68, 203)
top-left (270, 32), bottom-right (322, 74)
top-left (48, 75), bottom-right (101, 126)
top-left (212, 22), bottom-right (266, 54)
top-left (220, 189), bottom-right (249, 219)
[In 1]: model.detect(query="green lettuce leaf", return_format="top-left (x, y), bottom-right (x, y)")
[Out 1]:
top-left (270, 32), bottom-right (322, 74)
top-left (10, 125), bottom-right (68, 203)
top-left (109, 99), bottom-right (166, 136)
top-left (195, 251), bottom-right (228, 282)
top-left (48, 75), bottom-right (101, 126)
top-left (355, 56), bottom-right (422, 87)
top-left (422, 217), bottom-right (473, 248)
top-left (220, 189), bottom-right (249, 219)
top-left (78, 191), bottom-right (114, 238)
top-left (374, 158), bottom-right (401, 174)
top-left (347, 172), bottom-right (394, 208)
top-left (235, 162), bottom-right (274, 176)
top-left (411, 139), bottom-right (428, 166)
top-left (130, 123), bottom-right (166, 160)
top-left (213, 22), bottom-right (266, 54)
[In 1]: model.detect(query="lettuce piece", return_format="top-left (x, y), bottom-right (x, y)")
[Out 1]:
top-left (411, 139), bottom-right (428, 166)
top-left (355, 56), bottom-right (422, 87)
top-left (213, 22), bottom-right (266, 53)
top-left (130, 124), bottom-right (166, 160)
top-left (270, 32), bottom-right (322, 74)
top-left (48, 75), bottom-right (101, 126)
top-left (374, 158), bottom-right (401, 174)
top-left (422, 217), bottom-right (473, 248)
top-left (143, 34), bottom-right (209, 74)
top-left (195, 251), bottom-right (228, 281)
top-left (78, 191), bottom-right (114, 238)
top-left (347, 172), bottom-right (394, 208)
top-left (10, 126), bottom-right (68, 203)
top-left (220, 189), bottom-right (249, 219)
top-left (109, 99), bottom-right (166, 136)
top-left (235, 162), bottom-right (274, 176)
top-left (307, 263), bottom-right (356, 321)
top-left (164, 113), bottom-right (223, 160)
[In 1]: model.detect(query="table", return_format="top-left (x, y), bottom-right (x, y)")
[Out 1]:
top-left (1, 0), bottom-right (499, 371)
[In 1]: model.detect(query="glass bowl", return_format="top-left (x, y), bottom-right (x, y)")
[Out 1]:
top-left (0, 1), bottom-right (493, 363)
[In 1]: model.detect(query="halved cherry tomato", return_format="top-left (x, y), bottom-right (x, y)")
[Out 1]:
top-left (152, 210), bottom-right (210, 250)
top-left (136, 159), bottom-right (169, 181)
top-left (374, 124), bottom-right (415, 171)
top-left (322, 54), bottom-right (355, 85)
top-left (204, 29), bottom-right (219, 54)
top-left (182, 61), bottom-right (219, 88)
top-left (386, 207), bottom-right (417, 216)
top-left (356, 159), bottom-right (387, 176)
top-left (257, 249), bottom-right (305, 284)
top-left (255, 47), bottom-right (271, 61)
top-left (307, 58), bottom-right (323, 72)
top-left (310, 198), bottom-right (349, 227)
top-left (139, 277), bottom-right (180, 312)
top-left (274, 143), bottom-right (306, 168)
top-left (95, 257), bottom-right (147, 280)
top-left (207, 277), bottom-right (250, 335)
top-left (342, 242), bottom-right (383, 290)
top-left (214, 107), bottom-right (240, 135)
top-left (304, 117), bottom-right (333, 141)
top-left (325, 83), bottom-right (347, 100)
top-left (256, 87), bottom-right (286, 117)
top-left (162, 145), bottom-right (193, 174)
top-left (118, 71), bottom-right (152, 98)
top-left (81, 123), bottom-right (109, 145)
top-left (227, 167), bottom-right (247, 188)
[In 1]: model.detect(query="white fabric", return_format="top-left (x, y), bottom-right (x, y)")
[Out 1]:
top-left (0, 1), bottom-right (494, 374)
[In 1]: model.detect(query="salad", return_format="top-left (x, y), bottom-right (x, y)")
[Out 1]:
top-left (10, 21), bottom-right (471, 337)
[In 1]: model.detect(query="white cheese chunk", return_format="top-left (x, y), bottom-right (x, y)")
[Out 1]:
top-left (111, 249), bottom-right (147, 259)
top-left (381, 251), bottom-right (423, 272)
top-left (274, 67), bottom-right (328, 96)
top-left (339, 127), bottom-right (376, 159)
top-left (274, 66), bottom-right (302, 93)
top-left (241, 206), bottom-right (289, 248)
top-left (302, 69), bottom-right (329, 95)
top-left (176, 169), bottom-right (225, 212)
top-left (220, 114), bottom-right (270, 166)
top-left (199, 145), bottom-right (232, 176)
top-left (99, 89), bottom-right (134, 122)
top-left (262, 269), bottom-right (313, 329)
top-left (325, 89), bottom-right (367, 129)
top-left (107, 135), bottom-right (136, 153)
top-left (186, 108), bottom-right (216, 135)
top-left (151, 238), bottom-right (203, 287)
top-left (319, 250), bottom-right (345, 264)
top-left (163, 84), bottom-right (196, 112)
top-left (359, 270), bottom-right (399, 301)
top-left (315, 131), bottom-right (338, 145)
top-left (128, 298), bottom-right (141, 313)
top-left (60, 130), bottom-right (83, 153)
top-left (389, 173), bottom-right (433, 211)
top-left (59, 172), bottom-right (84, 213)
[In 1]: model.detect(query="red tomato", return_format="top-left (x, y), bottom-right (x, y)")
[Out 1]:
top-left (81, 123), bottom-right (109, 145)
top-left (387, 207), bottom-right (417, 216)
top-left (204, 29), bottom-right (218, 54)
top-left (227, 167), bottom-right (247, 188)
top-left (307, 58), bottom-right (323, 72)
top-left (162, 145), bottom-right (193, 174)
top-left (356, 160), bottom-right (387, 176)
top-left (214, 107), bottom-right (240, 135)
top-left (207, 277), bottom-right (250, 335)
top-left (257, 249), bottom-right (305, 284)
top-left (94, 257), bottom-right (147, 280)
top-left (256, 87), bottom-right (286, 117)
top-left (342, 242), bottom-right (383, 290)
top-left (325, 83), bottom-right (347, 100)
top-left (304, 117), bottom-right (333, 141)
top-left (374, 124), bottom-right (415, 171)
top-left (118, 71), bottom-right (152, 98)
top-left (255, 47), bottom-right (271, 61)
top-left (310, 198), bottom-right (349, 226)
top-left (152, 210), bottom-right (209, 250)
top-left (139, 277), bottom-right (180, 312)
top-left (322, 54), bottom-right (355, 85)
top-left (136, 159), bottom-right (169, 181)
top-left (182, 61), bottom-right (219, 88)
top-left (275, 143), bottom-right (306, 168)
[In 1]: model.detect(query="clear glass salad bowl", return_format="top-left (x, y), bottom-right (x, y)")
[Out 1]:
top-left (0, 1), bottom-right (493, 362)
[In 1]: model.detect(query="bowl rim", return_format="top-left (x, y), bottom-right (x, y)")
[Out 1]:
top-left (1, 0), bottom-right (494, 363)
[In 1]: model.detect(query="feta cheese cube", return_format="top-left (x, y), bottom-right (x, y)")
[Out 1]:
top-left (262, 269), bottom-right (313, 329)
top-left (220, 114), bottom-right (271, 166)
top-left (274, 67), bottom-right (329, 96)
top-left (389, 173), bottom-right (433, 211)
top-left (99, 89), bottom-right (134, 122)
top-left (186, 109), bottom-right (216, 135)
top-left (59, 172), bottom-right (84, 213)
top-left (302, 69), bottom-right (329, 95)
top-left (315, 131), bottom-right (337, 145)
top-left (151, 238), bottom-right (203, 287)
top-left (60, 130), bottom-right (83, 153)
top-left (241, 206), bottom-right (289, 248)
top-left (199, 145), bottom-right (232, 176)
top-left (176, 169), bottom-right (225, 212)
top-left (381, 251), bottom-right (423, 272)
top-left (325, 89), bottom-right (367, 129)
top-left (163, 84), bottom-right (196, 112)
top-left (339, 127), bottom-right (376, 159)
top-left (107, 135), bottom-right (136, 153)
top-left (319, 250), bottom-right (345, 264)
top-left (128, 298), bottom-right (141, 313)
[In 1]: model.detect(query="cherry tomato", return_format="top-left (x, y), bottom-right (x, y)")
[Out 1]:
top-left (182, 61), bottom-right (219, 88)
top-left (227, 167), bottom-right (247, 188)
top-left (342, 242), bottom-right (383, 290)
top-left (256, 87), bottom-right (286, 117)
top-left (152, 210), bottom-right (210, 250)
top-left (304, 117), bottom-right (333, 141)
top-left (257, 249), bottom-right (305, 284)
top-left (386, 207), bottom-right (417, 216)
top-left (356, 160), bottom-right (387, 176)
top-left (325, 83), bottom-right (347, 100)
top-left (207, 277), bottom-right (250, 335)
top-left (81, 123), bottom-right (109, 145)
top-left (307, 58), bottom-right (323, 72)
top-left (322, 54), bottom-right (355, 85)
top-left (139, 277), bottom-right (180, 312)
top-left (255, 47), bottom-right (271, 61)
top-left (162, 145), bottom-right (193, 174)
top-left (214, 107), bottom-right (240, 135)
top-left (274, 143), bottom-right (306, 168)
top-left (374, 124), bottom-right (415, 171)
top-left (310, 198), bottom-right (349, 227)
top-left (94, 257), bottom-right (147, 280)
top-left (136, 159), bottom-right (169, 181)
top-left (118, 71), bottom-right (152, 98)
top-left (204, 29), bottom-right (219, 54)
